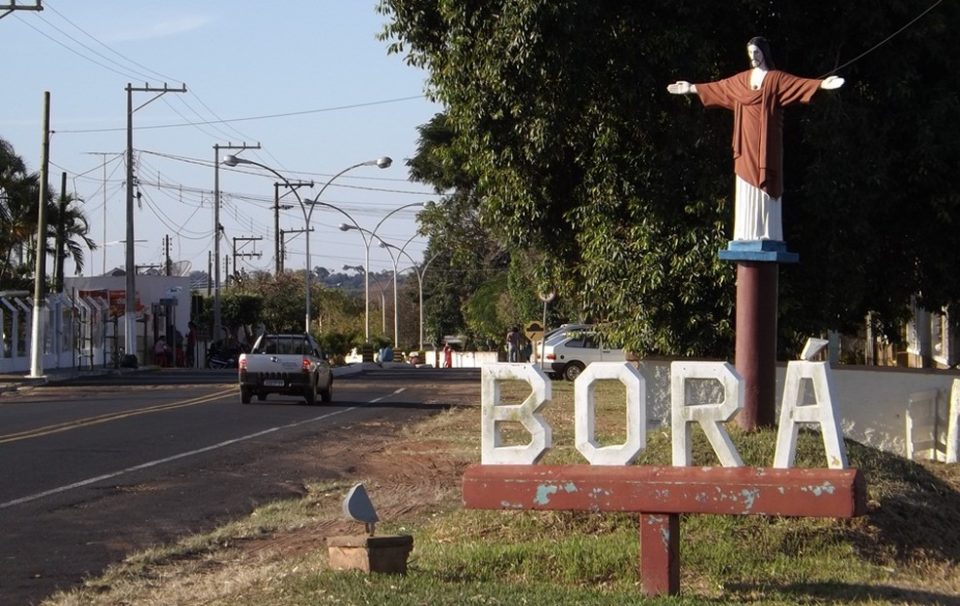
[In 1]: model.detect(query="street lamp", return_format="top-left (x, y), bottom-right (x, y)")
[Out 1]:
top-left (222, 154), bottom-right (391, 333)
top-left (379, 240), bottom-right (440, 351)
top-left (377, 232), bottom-right (422, 348)
top-left (336, 202), bottom-right (424, 342)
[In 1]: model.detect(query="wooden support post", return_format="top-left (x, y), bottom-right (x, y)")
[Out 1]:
top-left (639, 513), bottom-right (680, 596)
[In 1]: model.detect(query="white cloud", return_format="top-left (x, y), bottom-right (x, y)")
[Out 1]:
top-left (106, 15), bottom-right (211, 43)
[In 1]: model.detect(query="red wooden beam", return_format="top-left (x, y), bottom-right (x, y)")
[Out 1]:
top-left (463, 464), bottom-right (866, 518)
top-left (463, 464), bottom-right (866, 596)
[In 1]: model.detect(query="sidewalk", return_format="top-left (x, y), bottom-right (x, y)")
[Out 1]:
top-left (0, 365), bottom-right (153, 394)
top-left (0, 361), bottom-right (419, 394)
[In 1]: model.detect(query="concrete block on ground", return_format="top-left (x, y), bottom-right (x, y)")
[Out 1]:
top-left (327, 535), bottom-right (413, 574)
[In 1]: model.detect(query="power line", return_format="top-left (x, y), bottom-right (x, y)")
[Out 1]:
top-left (36, 8), bottom-right (158, 82)
top-left (53, 95), bottom-right (428, 134)
top-left (43, 0), bottom-right (178, 82)
top-left (16, 16), bottom-right (136, 79)
top-left (821, 0), bottom-right (944, 76)
top-left (31, 1), bottom-right (429, 169)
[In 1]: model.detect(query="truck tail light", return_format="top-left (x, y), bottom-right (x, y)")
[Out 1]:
top-left (302, 357), bottom-right (311, 372)
top-left (239, 357), bottom-right (247, 370)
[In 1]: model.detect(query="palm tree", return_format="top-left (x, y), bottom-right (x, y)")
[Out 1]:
top-left (0, 137), bottom-right (96, 288)
top-left (0, 139), bottom-right (33, 284)
top-left (48, 191), bottom-right (96, 290)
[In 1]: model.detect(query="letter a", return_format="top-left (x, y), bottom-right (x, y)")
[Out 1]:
top-left (773, 357), bottom-right (848, 469)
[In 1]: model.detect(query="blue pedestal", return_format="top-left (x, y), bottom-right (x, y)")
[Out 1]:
top-left (718, 240), bottom-right (798, 264)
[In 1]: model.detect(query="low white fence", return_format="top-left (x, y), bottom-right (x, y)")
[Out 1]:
top-left (0, 294), bottom-right (75, 373)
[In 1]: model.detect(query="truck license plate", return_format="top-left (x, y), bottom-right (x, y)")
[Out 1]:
top-left (263, 379), bottom-right (285, 387)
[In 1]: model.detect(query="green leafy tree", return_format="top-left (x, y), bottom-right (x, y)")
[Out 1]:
top-left (410, 114), bottom-right (584, 348)
top-left (379, 1), bottom-right (960, 358)
top-left (253, 271), bottom-right (307, 332)
top-left (219, 290), bottom-right (263, 341)
top-left (246, 271), bottom-right (365, 345)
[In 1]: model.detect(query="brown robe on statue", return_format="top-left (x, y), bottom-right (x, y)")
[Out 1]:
top-left (695, 70), bottom-right (822, 199)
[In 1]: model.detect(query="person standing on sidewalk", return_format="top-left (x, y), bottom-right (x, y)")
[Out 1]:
top-left (506, 326), bottom-right (521, 362)
top-left (186, 322), bottom-right (197, 368)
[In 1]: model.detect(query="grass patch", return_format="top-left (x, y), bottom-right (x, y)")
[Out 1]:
top-left (43, 377), bottom-right (960, 605)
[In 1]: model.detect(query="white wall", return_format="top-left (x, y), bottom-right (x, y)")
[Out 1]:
top-left (64, 275), bottom-right (193, 336)
top-left (638, 360), bottom-right (960, 458)
top-left (426, 350), bottom-right (499, 368)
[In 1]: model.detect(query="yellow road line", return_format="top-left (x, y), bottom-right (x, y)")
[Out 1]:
top-left (0, 387), bottom-right (237, 445)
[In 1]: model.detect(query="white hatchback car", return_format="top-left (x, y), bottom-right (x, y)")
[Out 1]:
top-left (538, 327), bottom-right (626, 381)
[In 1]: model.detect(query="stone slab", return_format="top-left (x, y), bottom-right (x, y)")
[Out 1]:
top-left (328, 535), bottom-right (413, 574)
top-left (718, 239), bottom-right (799, 263)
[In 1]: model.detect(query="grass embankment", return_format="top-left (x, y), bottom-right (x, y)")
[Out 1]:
top-left (46, 380), bottom-right (960, 605)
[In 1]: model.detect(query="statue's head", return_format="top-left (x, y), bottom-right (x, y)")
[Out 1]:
top-left (747, 36), bottom-right (775, 70)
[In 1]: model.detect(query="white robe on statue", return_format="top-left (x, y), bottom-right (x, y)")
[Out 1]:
top-left (734, 175), bottom-right (782, 241)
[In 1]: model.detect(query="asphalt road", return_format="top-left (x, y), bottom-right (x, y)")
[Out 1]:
top-left (0, 367), bottom-right (479, 605)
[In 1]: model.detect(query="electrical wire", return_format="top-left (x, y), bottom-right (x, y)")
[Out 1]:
top-left (820, 0), bottom-right (944, 76)
top-left (43, 0), bottom-right (179, 82)
top-left (138, 188), bottom-right (212, 239)
top-left (53, 95), bottom-right (429, 134)
top-left (35, 0), bottom-right (428, 181)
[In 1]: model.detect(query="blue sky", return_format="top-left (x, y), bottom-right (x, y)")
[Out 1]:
top-left (0, 1), bottom-right (441, 279)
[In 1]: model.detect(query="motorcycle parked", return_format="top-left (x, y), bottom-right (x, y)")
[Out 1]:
top-left (206, 340), bottom-right (243, 369)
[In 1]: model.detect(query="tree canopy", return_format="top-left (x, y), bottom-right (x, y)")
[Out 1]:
top-left (378, 0), bottom-right (960, 358)
top-left (0, 137), bottom-right (95, 288)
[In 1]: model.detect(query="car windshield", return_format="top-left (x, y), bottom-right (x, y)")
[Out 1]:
top-left (545, 330), bottom-right (583, 346)
top-left (255, 336), bottom-right (312, 356)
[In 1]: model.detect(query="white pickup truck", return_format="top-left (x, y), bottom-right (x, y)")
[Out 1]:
top-left (238, 333), bottom-right (333, 405)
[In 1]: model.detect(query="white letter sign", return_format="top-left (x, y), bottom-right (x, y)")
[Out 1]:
top-left (671, 362), bottom-right (744, 467)
top-left (574, 362), bottom-right (646, 465)
top-left (949, 379), bottom-right (960, 464)
top-left (481, 363), bottom-right (552, 464)
top-left (773, 359), bottom-right (848, 469)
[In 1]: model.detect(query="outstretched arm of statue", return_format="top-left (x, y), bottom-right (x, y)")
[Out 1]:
top-left (667, 80), bottom-right (698, 95)
top-left (820, 75), bottom-right (845, 90)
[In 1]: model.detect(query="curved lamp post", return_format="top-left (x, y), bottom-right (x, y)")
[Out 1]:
top-left (377, 232), bottom-right (420, 348)
top-left (334, 202), bottom-right (424, 342)
top-left (222, 154), bottom-right (391, 333)
top-left (379, 238), bottom-right (440, 351)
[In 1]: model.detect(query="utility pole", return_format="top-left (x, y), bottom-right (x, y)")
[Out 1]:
top-left (212, 142), bottom-right (260, 341)
top-left (28, 91), bottom-right (50, 379)
top-left (224, 255), bottom-right (230, 285)
top-left (273, 181), bottom-right (307, 274)
top-left (124, 83), bottom-right (186, 367)
top-left (281, 228), bottom-right (310, 274)
top-left (207, 251), bottom-right (212, 296)
top-left (232, 236), bottom-right (262, 279)
top-left (164, 234), bottom-right (172, 276)
top-left (0, 1), bottom-right (42, 20)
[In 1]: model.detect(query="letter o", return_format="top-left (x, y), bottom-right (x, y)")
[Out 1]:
top-left (574, 362), bottom-right (646, 465)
